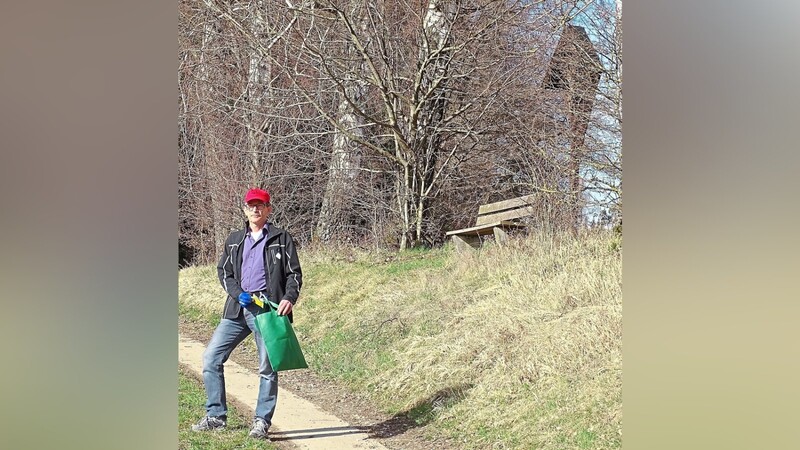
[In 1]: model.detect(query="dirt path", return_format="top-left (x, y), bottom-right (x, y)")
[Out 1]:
top-left (178, 319), bottom-right (459, 450)
top-left (180, 335), bottom-right (389, 449)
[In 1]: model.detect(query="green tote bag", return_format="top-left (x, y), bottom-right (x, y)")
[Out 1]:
top-left (253, 300), bottom-right (308, 371)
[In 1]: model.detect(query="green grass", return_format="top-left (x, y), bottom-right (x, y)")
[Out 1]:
top-left (179, 301), bottom-right (220, 328)
top-left (407, 401), bottom-right (435, 425)
top-left (179, 368), bottom-right (277, 450)
top-left (382, 250), bottom-right (448, 275)
top-left (180, 230), bottom-right (622, 449)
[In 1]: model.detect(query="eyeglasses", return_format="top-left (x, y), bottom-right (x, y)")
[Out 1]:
top-left (244, 203), bottom-right (268, 211)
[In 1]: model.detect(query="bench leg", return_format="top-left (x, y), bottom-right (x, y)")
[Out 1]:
top-left (493, 227), bottom-right (509, 245)
top-left (452, 234), bottom-right (479, 251)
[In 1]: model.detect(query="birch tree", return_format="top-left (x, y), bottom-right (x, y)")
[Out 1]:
top-left (314, 2), bottom-right (368, 242)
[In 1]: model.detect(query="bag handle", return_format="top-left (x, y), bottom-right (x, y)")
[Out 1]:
top-left (253, 293), bottom-right (279, 311)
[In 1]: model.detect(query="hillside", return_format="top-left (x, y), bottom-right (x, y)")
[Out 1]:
top-left (179, 231), bottom-right (622, 449)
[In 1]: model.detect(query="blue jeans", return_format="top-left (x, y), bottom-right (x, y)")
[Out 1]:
top-left (202, 308), bottom-right (278, 425)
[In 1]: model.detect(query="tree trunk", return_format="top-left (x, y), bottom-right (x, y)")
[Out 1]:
top-left (316, 84), bottom-right (364, 241)
top-left (315, 3), bottom-right (367, 242)
top-left (409, 0), bottom-right (453, 246)
top-left (395, 162), bottom-right (414, 250)
top-left (244, 0), bottom-right (279, 187)
top-left (196, 10), bottom-right (223, 256)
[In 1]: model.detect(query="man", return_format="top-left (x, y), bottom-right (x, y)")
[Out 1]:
top-left (192, 187), bottom-right (302, 439)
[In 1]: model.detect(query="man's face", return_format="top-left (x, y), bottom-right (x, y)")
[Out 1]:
top-left (243, 200), bottom-right (270, 226)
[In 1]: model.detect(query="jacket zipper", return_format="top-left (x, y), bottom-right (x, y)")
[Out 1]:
top-left (262, 224), bottom-right (270, 302)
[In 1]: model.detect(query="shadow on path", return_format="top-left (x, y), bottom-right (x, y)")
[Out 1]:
top-left (272, 384), bottom-right (473, 442)
top-left (369, 383), bottom-right (473, 439)
top-left (270, 425), bottom-right (371, 441)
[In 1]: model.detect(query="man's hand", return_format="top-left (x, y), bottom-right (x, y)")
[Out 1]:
top-left (238, 292), bottom-right (253, 307)
top-left (277, 299), bottom-right (293, 316)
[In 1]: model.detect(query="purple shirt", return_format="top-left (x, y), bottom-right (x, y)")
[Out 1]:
top-left (240, 226), bottom-right (268, 293)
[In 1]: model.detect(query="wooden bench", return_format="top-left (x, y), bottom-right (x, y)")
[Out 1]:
top-left (445, 194), bottom-right (535, 250)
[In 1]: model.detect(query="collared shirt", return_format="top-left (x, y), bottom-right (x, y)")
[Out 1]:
top-left (240, 225), bottom-right (268, 293)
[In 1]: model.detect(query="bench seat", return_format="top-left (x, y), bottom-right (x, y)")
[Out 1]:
top-left (445, 194), bottom-right (536, 250)
top-left (446, 220), bottom-right (528, 251)
top-left (445, 220), bottom-right (527, 237)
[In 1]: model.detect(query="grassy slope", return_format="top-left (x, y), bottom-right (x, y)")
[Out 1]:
top-left (179, 231), bottom-right (622, 449)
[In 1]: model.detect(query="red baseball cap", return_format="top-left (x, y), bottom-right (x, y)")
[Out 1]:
top-left (244, 188), bottom-right (270, 204)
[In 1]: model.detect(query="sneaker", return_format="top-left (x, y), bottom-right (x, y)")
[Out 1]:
top-left (191, 415), bottom-right (227, 431)
top-left (248, 418), bottom-right (269, 439)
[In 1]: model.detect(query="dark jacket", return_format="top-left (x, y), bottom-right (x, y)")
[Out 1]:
top-left (217, 222), bottom-right (303, 321)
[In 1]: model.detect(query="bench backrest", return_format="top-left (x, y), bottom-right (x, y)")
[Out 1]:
top-left (475, 194), bottom-right (536, 226)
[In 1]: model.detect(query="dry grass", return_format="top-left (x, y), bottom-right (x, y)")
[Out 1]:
top-left (179, 265), bottom-right (221, 316)
top-left (179, 230), bottom-right (622, 449)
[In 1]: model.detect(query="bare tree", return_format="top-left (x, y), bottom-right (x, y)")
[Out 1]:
top-left (180, 0), bottom-right (330, 261)
top-left (313, 2), bottom-right (368, 242)
top-left (178, 0), bottom-right (623, 260)
top-left (282, 0), bottom-right (541, 248)
top-left (580, 0), bottom-right (622, 226)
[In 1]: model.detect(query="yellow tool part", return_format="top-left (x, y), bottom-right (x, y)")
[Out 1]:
top-left (252, 295), bottom-right (264, 308)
